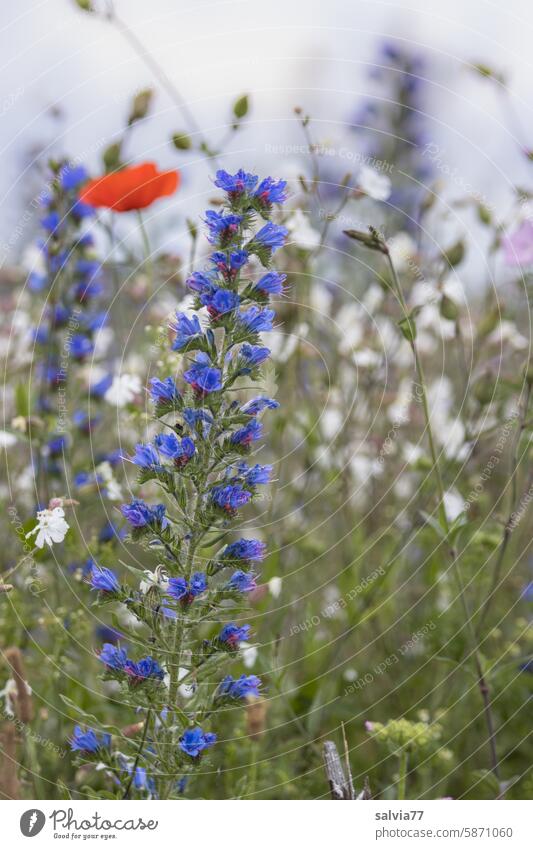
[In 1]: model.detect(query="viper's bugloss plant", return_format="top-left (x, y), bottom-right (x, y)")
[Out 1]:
top-left (70, 169), bottom-right (288, 798)
top-left (26, 160), bottom-right (107, 507)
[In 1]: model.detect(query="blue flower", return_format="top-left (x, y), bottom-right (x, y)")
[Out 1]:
top-left (187, 271), bottom-right (214, 294)
top-left (184, 353), bottom-right (222, 395)
top-left (217, 674), bottom-right (261, 699)
top-left (167, 577), bottom-right (188, 601)
top-left (190, 572), bottom-right (208, 595)
top-left (230, 419), bottom-right (263, 445)
top-left (241, 463), bottom-right (273, 485)
top-left (211, 484), bottom-right (252, 513)
top-left (237, 306), bottom-right (275, 334)
top-left (178, 727), bottom-right (217, 758)
top-left (40, 210), bottom-right (62, 234)
top-left (70, 725), bottom-right (111, 754)
top-left (226, 570), bottom-right (256, 593)
top-left (182, 408), bottom-right (213, 436)
top-left (253, 272), bottom-right (287, 296)
top-left (76, 258), bottom-right (101, 277)
top-left (218, 623), bottom-right (251, 648)
top-left (240, 397), bottom-right (279, 415)
top-left (71, 199), bottom-right (94, 220)
top-left (98, 643), bottom-right (128, 670)
top-left (120, 499), bottom-right (168, 529)
top-left (130, 442), bottom-right (161, 470)
top-left (98, 520), bottom-right (126, 544)
top-left (60, 164), bottom-right (88, 191)
top-left (47, 435), bottom-right (67, 456)
top-left (204, 210), bottom-right (242, 243)
top-left (149, 376), bottom-right (181, 405)
top-left (214, 169), bottom-right (258, 195)
top-left (254, 222), bottom-right (288, 252)
top-left (239, 343), bottom-right (271, 367)
top-left (90, 373), bottom-right (113, 397)
top-left (254, 177), bottom-right (288, 206)
top-left (167, 573), bottom-right (207, 604)
top-left (133, 766), bottom-right (148, 790)
top-left (201, 287), bottom-right (240, 317)
top-left (90, 565), bottom-right (120, 594)
top-left (171, 313), bottom-right (203, 351)
top-left (95, 624), bottom-right (123, 644)
top-left (125, 656), bottom-right (165, 685)
top-left (73, 278), bottom-right (103, 301)
top-left (28, 271), bottom-right (47, 292)
top-left (155, 433), bottom-right (195, 466)
top-left (210, 250), bottom-right (248, 274)
top-left (69, 334), bottom-right (94, 360)
top-left (221, 538), bottom-right (266, 563)
top-left (72, 409), bottom-right (101, 433)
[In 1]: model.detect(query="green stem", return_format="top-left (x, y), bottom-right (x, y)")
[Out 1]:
top-left (137, 211), bottom-right (154, 297)
top-left (122, 708), bottom-right (152, 799)
top-left (477, 383), bottom-right (532, 634)
top-left (385, 249), bottom-right (500, 781)
top-left (397, 750), bottom-right (408, 800)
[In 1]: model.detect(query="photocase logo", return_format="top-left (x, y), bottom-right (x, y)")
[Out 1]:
top-left (20, 809), bottom-right (46, 837)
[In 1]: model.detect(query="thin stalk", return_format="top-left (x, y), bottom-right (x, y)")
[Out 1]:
top-left (137, 211), bottom-right (154, 297)
top-left (385, 249), bottom-right (501, 781)
top-left (477, 383), bottom-right (532, 634)
top-left (397, 750), bottom-right (408, 800)
top-left (122, 708), bottom-right (152, 799)
top-left (106, 2), bottom-right (220, 166)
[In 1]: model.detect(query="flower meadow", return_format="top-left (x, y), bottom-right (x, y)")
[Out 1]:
top-left (1, 14), bottom-right (533, 803)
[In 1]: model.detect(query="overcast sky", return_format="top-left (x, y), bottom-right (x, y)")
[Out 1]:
top-left (1, 0), bottom-right (533, 268)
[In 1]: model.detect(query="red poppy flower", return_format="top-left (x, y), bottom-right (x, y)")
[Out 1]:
top-left (80, 162), bottom-right (180, 212)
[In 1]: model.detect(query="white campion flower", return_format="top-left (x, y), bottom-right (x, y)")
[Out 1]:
top-left (268, 576), bottom-right (282, 598)
top-left (104, 374), bottom-right (142, 407)
top-left (26, 506), bottom-right (69, 549)
top-left (286, 209), bottom-right (321, 250)
top-left (96, 461), bottom-right (123, 502)
top-left (443, 490), bottom-right (465, 523)
top-left (241, 643), bottom-right (258, 669)
top-left (387, 232), bottom-right (417, 272)
top-left (357, 165), bottom-right (391, 201)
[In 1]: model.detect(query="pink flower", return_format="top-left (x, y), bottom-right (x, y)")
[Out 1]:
top-left (503, 220), bottom-right (533, 266)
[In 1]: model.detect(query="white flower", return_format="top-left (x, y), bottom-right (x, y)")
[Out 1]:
top-left (488, 321), bottom-right (528, 351)
top-left (443, 490), bottom-right (465, 523)
top-left (96, 461), bottom-right (123, 502)
top-left (139, 567), bottom-right (169, 595)
top-left (388, 232), bottom-right (417, 272)
top-left (286, 209), bottom-right (321, 250)
top-left (268, 576), bottom-right (282, 598)
top-left (26, 506), bottom-right (69, 549)
top-left (178, 667), bottom-right (196, 700)
top-left (0, 430), bottom-right (17, 447)
top-left (104, 374), bottom-right (141, 407)
top-left (241, 643), bottom-right (258, 669)
top-left (353, 348), bottom-right (381, 368)
top-left (357, 165), bottom-right (391, 201)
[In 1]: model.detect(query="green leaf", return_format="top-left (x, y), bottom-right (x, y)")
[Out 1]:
top-left (59, 695), bottom-right (124, 737)
top-left (419, 511), bottom-right (446, 540)
top-left (442, 239), bottom-right (465, 267)
top-left (15, 381), bottom-right (31, 417)
top-left (233, 94), bottom-right (249, 119)
top-left (397, 314), bottom-right (417, 342)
